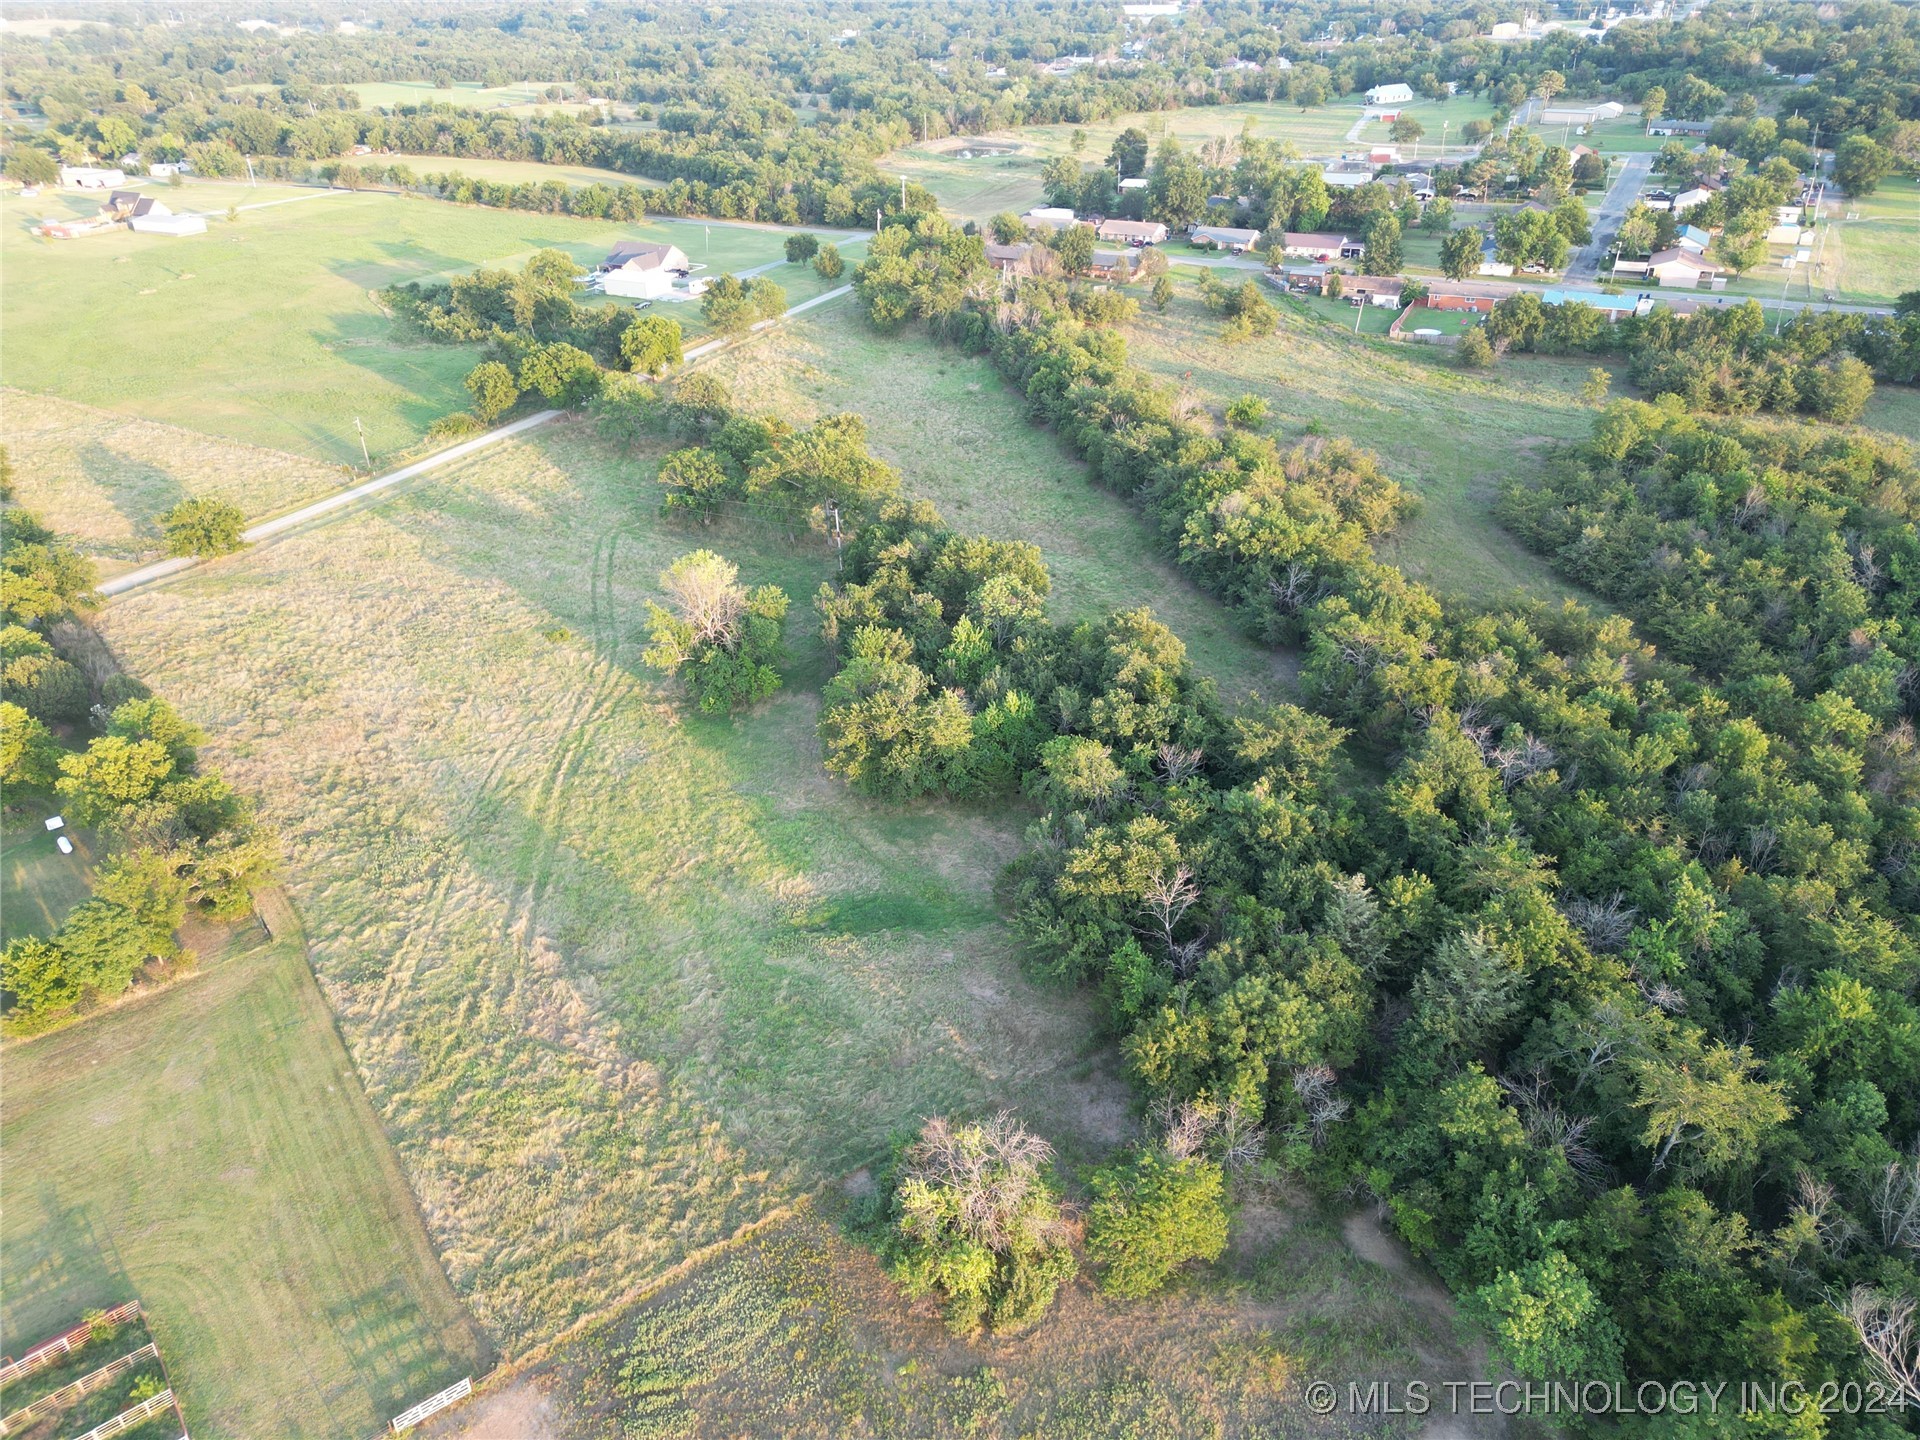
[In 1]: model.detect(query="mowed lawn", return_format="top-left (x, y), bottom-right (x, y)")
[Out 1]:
top-left (87, 425), bottom-right (1128, 1355)
top-left (1124, 282), bottom-right (1602, 606)
top-left (695, 301), bottom-right (1292, 699)
top-left (1, 916), bottom-right (490, 1440)
top-left (366, 152), bottom-right (659, 190)
top-left (0, 189), bottom-right (800, 467)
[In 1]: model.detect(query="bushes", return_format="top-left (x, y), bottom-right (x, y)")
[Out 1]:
top-left (880, 1113), bottom-right (1076, 1335)
top-left (620, 314), bottom-right (684, 377)
top-left (1085, 1148), bottom-right (1229, 1298)
top-left (160, 498), bottom-right (247, 558)
top-left (465, 359), bottom-right (520, 422)
top-left (640, 551), bottom-right (789, 714)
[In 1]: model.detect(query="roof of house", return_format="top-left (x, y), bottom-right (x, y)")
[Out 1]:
top-left (1344, 274), bottom-right (1405, 293)
top-left (604, 241), bottom-right (688, 271)
top-left (1648, 247), bottom-right (1716, 269)
top-left (1279, 261), bottom-right (1331, 276)
top-left (1678, 224), bottom-right (1711, 244)
top-left (984, 241), bottom-right (1033, 264)
top-left (1190, 225), bottom-right (1262, 245)
top-left (1282, 230), bottom-right (1353, 250)
top-left (1091, 248), bottom-right (1136, 267)
top-left (1096, 218), bottom-right (1166, 239)
top-left (1543, 288), bottom-right (1640, 312)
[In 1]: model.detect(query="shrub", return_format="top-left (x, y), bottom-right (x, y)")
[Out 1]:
top-left (884, 1113), bottom-right (1075, 1335)
top-left (1457, 325), bottom-right (1496, 369)
top-left (159, 498), bottom-right (247, 558)
top-left (1225, 394), bottom-right (1270, 430)
top-left (464, 359), bottom-right (520, 422)
top-left (1085, 1149), bottom-right (1230, 1299)
top-left (813, 242), bottom-right (844, 280)
top-left (641, 551), bottom-right (789, 713)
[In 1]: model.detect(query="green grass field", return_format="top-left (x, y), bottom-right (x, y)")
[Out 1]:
top-left (83, 422), bottom-right (1139, 1355)
top-left (0, 820), bottom-right (96, 943)
top-left (692, 301), bottom-right (1291, 698)
top-left (0, 190), bottom-right (806, 467)
top-left (1125, 281), bottom-right (1602, 606)
top-left (368, 153), bottom-right (660, 191)
top-left (343, 80), bottom-right (598, 114)
top-left (1, 914), bottom-right (490, 1440)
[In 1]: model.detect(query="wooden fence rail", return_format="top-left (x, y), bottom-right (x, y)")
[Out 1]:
top-left (0, 1343), bottom-right (157, 1435)
top-left (69, 1388), bottom-right (174, 1440)
top-left (390, 1376), bottom-right (471, 1432)
top-left (0, 1303), bottom-right (142, 1388)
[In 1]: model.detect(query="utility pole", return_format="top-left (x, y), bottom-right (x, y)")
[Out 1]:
top-left (244, 154), bottom-right (257, 187)
top-left (827, 502), bottom-right (844, 571)
top-left (353, 416), bottom-right (371, 469)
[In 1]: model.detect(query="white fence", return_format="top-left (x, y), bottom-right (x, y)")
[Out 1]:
top-left (390, 1376), bottom-right (472, 1432)
top-left (71, 1388), bottom-right (175, 1440)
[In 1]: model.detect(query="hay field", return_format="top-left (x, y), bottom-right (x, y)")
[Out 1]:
top-left (88, 422), bottom-right (1132, 1353)
top-left (0, 390), bottom-right (350, 572)
top-left (692, 303), bottom-right (1291, 698)
top-left (0, 190), bottom-right (800, 466)
top-left (367, 154), bottom-right (660, 190)
top-left (1124, 282), bottom-right (1602, 606)
top-left (1, 915), bottom-right (490, 1439)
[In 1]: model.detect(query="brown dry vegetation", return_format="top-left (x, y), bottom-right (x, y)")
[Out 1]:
top-left (1, 389), bottom-right (348, 574)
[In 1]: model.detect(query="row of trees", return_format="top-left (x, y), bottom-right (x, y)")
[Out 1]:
top-left (2, 505), bottom-right (271, 1034)
top-left (838, 243), bottom-right (1918, 1408)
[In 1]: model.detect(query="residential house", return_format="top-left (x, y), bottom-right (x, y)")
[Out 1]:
top-left (1646, 247), bottom-right (1721, 287)
top-left (1424, 285), bottom-right (1497, 314)
top-left (1401, 172), bottom-right (1435, 200)
top-left (60, 165), bottom-right (126, 189)
top-left (1096, 218), bottom-right (1168, 246)
top-left (1189, 224), bottom-right (1262, 253)
top-left (1675, 224), bottom-right (1711, 254)
top-left (1343, 275), bottom-right (1406, 307)
top-left (1118, 177), bottom-right (1149, 192)
top-left (1367, 146), bottom-right (1401, 166)
top-left (1672, 179), bottom-right (1722, 213)
top-left (1477, 233), bottom-right (1515, 277)
top-left (1541, 101), bottom-right (1625, 126)
top-left (1318, 165), bottom-right (1376, 190)
top-left (1088, 248), bottom-right (1138, 282)
top-left (1276, 262), bottom-right (1331, 293)
top-left (1280, 230), bottom-right (1362, 260)
top-left (985, 241), bottom-right (1036, 276)
top-left (1646, 119), bottom-right (1713, 138)
top-left (1365, 82), bottom-right (1414, 105)
top-left (1541, 287), bottom-right (1653, 319)
top-left (599, 241), bottom-right (692, 298)
top-left (130, 209), bottom-right (207, 236)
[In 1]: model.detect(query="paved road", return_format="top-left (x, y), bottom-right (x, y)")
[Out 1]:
top-left (1567, 152), bottom-right (1653, 280)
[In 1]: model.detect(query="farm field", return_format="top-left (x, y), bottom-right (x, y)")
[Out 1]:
top-left (436, 1200), bottom-right (1493, 1440)
top-left (691, 301), bottom-right (1290, 698)
top-left (0, 189), bottom-right (802, 466)
top-left (82, 422), bottom-right (1142, 1356)
top-left (363, 153), bottom-right (659, 190)
top-left (0, 912), bottom-right (489, 1440)
top-left (1126, 281), bottom-right (1602, 605)
top-left (880, 93), bottom-right (1501, 221)
top-left (0, 390), bottom-right (350, 572)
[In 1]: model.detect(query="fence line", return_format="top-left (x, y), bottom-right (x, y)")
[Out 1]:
top-left (0, 1343), bottom-right (157, 1434)
top-left (69, 1388), bottom-right (174, 1440)
top-left (389, 1376), bottom-right (471, 1432)
top-left (0, 1303), bottom-right (141, 1387)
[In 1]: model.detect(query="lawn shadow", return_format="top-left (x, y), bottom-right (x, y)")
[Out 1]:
top-left (0, 1186), bottom-right (132, 1352)
top-left (77, 440), bottom-right (188, 550)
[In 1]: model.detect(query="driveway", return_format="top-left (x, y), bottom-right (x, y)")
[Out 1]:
top-left (1567, 152), bottom-right (1652, 280)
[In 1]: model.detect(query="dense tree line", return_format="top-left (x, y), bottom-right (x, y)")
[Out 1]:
top-left (1, 507), bottom-right (272, 1035)
top-left (5, 0), bottom-right (1912, 224)
top-left (831, 227), bottom-right (1920, 1408)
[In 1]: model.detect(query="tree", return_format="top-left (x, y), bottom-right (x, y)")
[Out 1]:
top-left (465, 360), bottom-right (519, 422)
top-left (813, 242), bottom-right (844, 280)
top-left (620, 314), bottom-right (684, 377)
top-left (1146, 141), bottom-right (1209, 228)
top-left (1362, 213), bottom-right (1403, 276)
top-left (1151, 273), bottom-right (1174, 311)
top-left (1535, 70), bottom-right (1567, 103)
top-left (1833, 135), bottom-right (1893, 197)
top-left (1640, 86), bottom-right (1666, 129)
top-left (56, 736), bottom-right (175, 826)
top-left (1615, 203), bottom-right (1658, 258)
top-left (1053, 222), bottom-right (1095, 276)
top-left (4, 147), bottom-right (57, 186)
top-left (1085, 1148), bottom-right (1229, 1299)
top-left (1419, 196), bottom-right (1454, 234)
top-left (702, 274), bottom-right (786, 336)
top-left (1457, 325), bottom-right (1495, 368)
top-left (1109, 127), bottom-right (1150, 180)
top-left (1389, 116), bottom-right (1425, 145)
top-left (1713, 224), bottom-right (1767, 277)
top-left (1441, 228), bottom-right (1481, 280)
top-left (0, 701), bottom-right (60, 790)
top-left (1474, 1252), bottom-right (1624, 1380)
top-left (1629, 1037), bottom-right (1792, 1178)
top-left (1040, 154), bottom-right (1083, 208)
top-left (517, 342), bottom-right (603, 408)
top-left (641, 551), bottom-right (789, 713)
top-left (1580, 367), bottom-right (1611, 403)
top-left (884, 1112), bottom-right (1075, 1335)
top-left (784, 231), bottom-right (819, 263)
top-left (159, 499), bottom-right (246, 558)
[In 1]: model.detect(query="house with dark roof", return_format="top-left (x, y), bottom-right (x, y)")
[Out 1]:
top-left (599, 241), bottom-right (692, 298)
